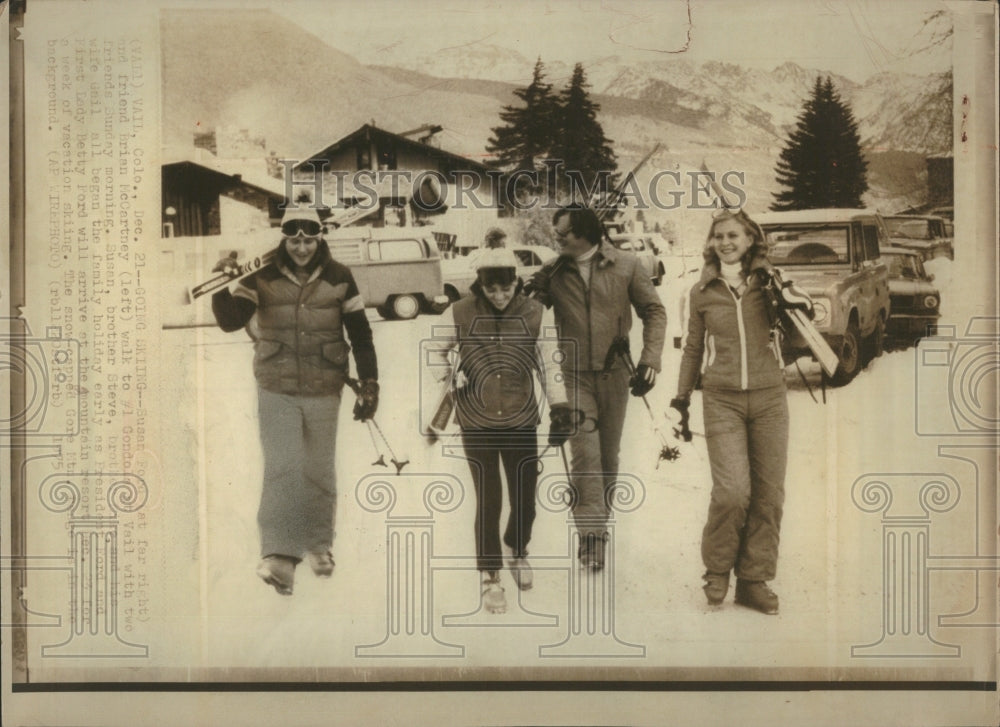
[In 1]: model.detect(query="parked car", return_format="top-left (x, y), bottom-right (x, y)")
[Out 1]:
top-left (325, 226), bottom-right (450, 319)
top-left (608, 233), bottom-right (665, 286)
top-left (755, 209), bottom-right (891, 385)
top-left (441, 244), bottom-right (557, 300)
top-left (883, 214), bottom-right (953, 261)
top-left (880, 246), bottom-right (941, 348)
top-left (925, 206), bottom-right (954, 237)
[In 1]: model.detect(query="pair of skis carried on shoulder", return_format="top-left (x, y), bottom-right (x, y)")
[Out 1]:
top-left (700, 162), bottom-right (839, 380)
top-left (764, 268), bottom-right (840, 378)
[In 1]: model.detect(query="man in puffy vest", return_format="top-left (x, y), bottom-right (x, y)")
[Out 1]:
top-left (211, 205), bottom-right (378, 595)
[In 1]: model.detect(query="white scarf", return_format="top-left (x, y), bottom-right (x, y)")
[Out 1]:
top-left (575, 244), bottom-right (599, 288)
top-left (720, 260), bottom-right (746, 295)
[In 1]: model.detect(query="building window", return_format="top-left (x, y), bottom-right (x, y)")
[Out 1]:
top-left (369, 239), bottom-right (424, 261)
top-left (378, 145), bottom-right (396, 171)
top-left (357, 145), bottom-right (371, 170)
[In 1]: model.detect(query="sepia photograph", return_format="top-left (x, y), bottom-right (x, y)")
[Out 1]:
top-left (2, 0), bottom-right (997, 725)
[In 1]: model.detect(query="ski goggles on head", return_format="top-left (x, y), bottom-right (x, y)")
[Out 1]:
top-left (280, 218), bottom-right (323, 238)
top-left (711, 205), bottom-right (744, 219)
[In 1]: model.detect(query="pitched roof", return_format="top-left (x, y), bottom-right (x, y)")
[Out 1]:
top-left (161, 152), bottom-right (287, 200)
top-left (296, 123), bottom-right (489, 172)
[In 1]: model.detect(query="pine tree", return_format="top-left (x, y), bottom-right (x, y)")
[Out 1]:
top-left (551, 63), bottom-right (618, 201)
top-left (486, 58), bottom-right (559, 171)
top-left (771, 76), bottom-right (869, 210)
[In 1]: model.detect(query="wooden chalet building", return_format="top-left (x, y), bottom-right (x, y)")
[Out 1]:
top-left (161, 154), bottom-right (287, 238)
top-left (293, 123), bottom-right (499, 227)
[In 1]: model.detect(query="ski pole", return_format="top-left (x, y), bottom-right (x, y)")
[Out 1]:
top-left (347, 377), bottom-right (409, 475)
top-left (534, 442), bottom-right (573, 479)
top-left (535, 445), bottom-right (575, 479)
top-left (367, 418), bottom-right (409, 475)
top-left (559, 443), bottom-right (572, 477)
top-left (364, 419), bottom-right (387, 467)
top-left (606, 336), bottom-right (680, 465)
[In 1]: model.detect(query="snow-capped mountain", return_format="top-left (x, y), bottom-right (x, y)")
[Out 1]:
top-left (372, 41), bottom-right (572, 87)
top-left (851, 71), bottom-right (953, 153)
top-left (161, 9), bottom-right (952, 216)
top-left (368, 43), bottom-right (951, 157)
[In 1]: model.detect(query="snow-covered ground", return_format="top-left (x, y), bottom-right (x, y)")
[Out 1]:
top-left (31, 254), bottom-right (993, 682)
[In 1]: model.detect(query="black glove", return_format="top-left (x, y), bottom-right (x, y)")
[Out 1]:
top-left (523, 268), bottom-right (553, 304)
top-left (212, 251), bottom-right (239, 276)
top-left (548, 404), bottom-right (584, 447)
top-left (352, 379), bottom-right (380, 421)
top-left (629, 364), bottom-right (656, 397)
top-left (668, 396), bottom-right (693, 442)
top-left (778, 280), bottom-right (815, 320)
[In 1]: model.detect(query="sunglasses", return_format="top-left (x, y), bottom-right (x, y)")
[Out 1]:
top-left (281, 218), bottom-right (323, 237)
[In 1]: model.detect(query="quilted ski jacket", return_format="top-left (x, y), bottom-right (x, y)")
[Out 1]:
top-left (213, 245), bottom-right (377, 396)
top-left (677, 257), bottom-right (784, 397)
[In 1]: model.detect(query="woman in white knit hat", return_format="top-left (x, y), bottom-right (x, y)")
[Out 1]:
top-left (427, 248), bottom-right (581, 614)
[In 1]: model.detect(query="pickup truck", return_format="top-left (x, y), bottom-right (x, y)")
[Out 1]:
top-left (755, 209), bottom-right (892, 385)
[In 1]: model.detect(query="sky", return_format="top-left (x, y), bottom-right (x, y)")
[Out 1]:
top-left (276, 0), bottom-right (954, 83)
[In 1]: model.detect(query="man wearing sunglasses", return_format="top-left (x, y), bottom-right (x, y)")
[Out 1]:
top-left (211, 205), bottom-right (379, 596)
top-left (527, 204), bottom-right (666, 570)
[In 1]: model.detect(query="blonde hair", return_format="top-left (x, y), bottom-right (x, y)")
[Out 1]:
top-left (703, 212), bottom-right (768, 272)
